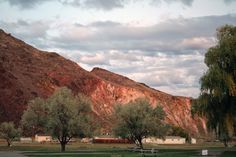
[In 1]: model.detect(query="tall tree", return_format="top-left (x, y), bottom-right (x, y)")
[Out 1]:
top-left (0, 122), bottom-right (20, 147)
top-left (47, 87), bottom-right (93, 152)
top-left (113, 98), bottom-right (168, 149)
top-left (21, 97), bottom-right (49, 138)
top-left (192, 25), bottom-right (236, 147)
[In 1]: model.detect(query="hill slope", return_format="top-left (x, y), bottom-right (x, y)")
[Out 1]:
top-left (0, 29), bottom-right (206, 136)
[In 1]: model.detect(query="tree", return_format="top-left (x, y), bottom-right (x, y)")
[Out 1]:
top-left (192, 25), bottom-right (236, 147)
top-left (113, 98), bottom-right (168, 149)
top-left (0, 122), bottom-right (20, 147)
top-left (47, 87), bottom-right (93, 152)
top-left (168, 126), bottom-right (191, 143)
top-left (21, 97), bottom-right (49, 138)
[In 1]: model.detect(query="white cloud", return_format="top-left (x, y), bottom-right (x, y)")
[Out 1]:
top-left (79, 52), bottom-right (110, 65)
top-left (179, 37), bottom-right (216, 50)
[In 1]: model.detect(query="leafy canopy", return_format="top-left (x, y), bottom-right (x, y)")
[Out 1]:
top-left (0, 122), bottom-right (20, 147)
top-left (21, 87), bottom-right (93, 152)
top-left (47, 87), bottom-right (93, 141)
top-left (113, 98), bottom-right (168, 149)
top-left (192, 25), bottom-right (236, 146)
top-left (21, 97), bottom-right (49, 136)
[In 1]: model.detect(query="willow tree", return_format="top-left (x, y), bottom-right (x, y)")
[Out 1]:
top-left (113, 98), bottom-right (168, 149)
top-left (192, 25), bottom-right (236, 147)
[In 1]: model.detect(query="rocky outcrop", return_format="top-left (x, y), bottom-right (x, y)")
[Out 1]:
top-left (0, 29), bottom-right (206, 136)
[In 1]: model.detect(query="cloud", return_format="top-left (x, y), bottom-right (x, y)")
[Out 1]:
top-left (151, 0), bottom-right (194, 7)
top-left (0, 20), bottom-right (49, 38)
top-left (3, 0), bottom-right (194, 11)
top-left (60, 0), bottom-right (127, 10)
top-left (0, 19), bottom-right (50, 49)
top-left (3, 0), bottom-right (126, 10)
top-left (1, 14), bottom-right (235, 98)
top-left (3, 0), bottom-right (52, 9)
top-left (71, 50), bottom-right (206, 97)
top-left (224, 0), bottom-right (235, 4)
top-left (79, 52), bottom-right (110, 65)
top-left (83, 0), bottom-right (125, 10)
top-left (50, 15), bottom-right (236, 54)
top-left (178, 37), bottom-right (216, 50)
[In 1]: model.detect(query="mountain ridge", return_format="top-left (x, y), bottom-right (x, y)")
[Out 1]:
top-left (0, 29), bottom-right (206, 136)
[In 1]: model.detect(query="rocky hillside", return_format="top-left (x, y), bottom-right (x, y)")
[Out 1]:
top-left (0, 29), bottom-right (206, 136)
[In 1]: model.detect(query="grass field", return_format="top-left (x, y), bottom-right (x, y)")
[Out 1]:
top-left (0, 142), bottom-right (236, 157)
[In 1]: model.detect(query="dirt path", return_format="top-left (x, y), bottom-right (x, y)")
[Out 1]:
top-left (0, 151), bottom-right (26, 157)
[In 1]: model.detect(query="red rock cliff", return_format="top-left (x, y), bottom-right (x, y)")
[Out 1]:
top-left (0, 29), bottom-right (206, 136)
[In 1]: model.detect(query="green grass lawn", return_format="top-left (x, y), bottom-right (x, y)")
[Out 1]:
top-left (0, 142), bottom-right (236, 157)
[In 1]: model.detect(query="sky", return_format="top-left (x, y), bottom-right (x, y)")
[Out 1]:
top-left (0, 0), bottom-right (236, 98)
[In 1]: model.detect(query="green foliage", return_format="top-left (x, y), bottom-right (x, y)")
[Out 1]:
top-left (0, 122), bottom-right (20, 147)
top-left (169, 126), bottom-right (188, 138)
top-left (192, 25), bottom-right (236, 146)
top-left (46, 87), bottom-right (93, 152)
top-left (21, 97), bottom-right (49, 137)
top-left (113, 98), bottom-right (168, 149)
top-left (21, 87), bottom-right (94, 152)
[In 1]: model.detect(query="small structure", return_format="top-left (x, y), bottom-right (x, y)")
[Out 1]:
top-left (191, 138), bottom-right (197, 144)
top-left (35, 134), bottom-right (52, 143)
top-left (143, 136), bottom-right (186, 144)
top-left (81, 138), bottom-right (93, 143)
top-left (20, 137), bottom-right (32, 143)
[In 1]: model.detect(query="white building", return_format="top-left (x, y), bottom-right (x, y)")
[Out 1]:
top-left (20, 137), bottom-right (32, 143)
top-left (191, 138), bottom-right (197, 144)
top-left (143, 136), bottom-right (186, 144)
top-left (35, 134), bottom-right (52, 143)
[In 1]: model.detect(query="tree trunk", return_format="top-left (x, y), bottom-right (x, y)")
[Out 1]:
top-left (223, 139), bottom-right (228, 147)
top-left (7, 140), bottom-right (11, 147)
top-left (60, 142), bottom-right (66, 152)
top-left (137, 138), bottom-right (143, 149)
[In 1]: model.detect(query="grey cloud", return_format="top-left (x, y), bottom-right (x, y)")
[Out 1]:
top-left (60, 0), bottom-right (126, 10)
top-left (4, 0), bottom-right (52, 9)
top-left (224, 0), bottom-right (235, 4)
top-left (178, 0), bottom-right (194, 6)
top-left (0, 19), bottom-right (50, 49)
top-left (51, 15), bottom-right (236, 54)
top-left (0, 20), bottom-right (49, 38)
top-left (151, 0), bottom-right (194, 6)
top-left (3, 0), bottom-right (126, 10)
top-left (59, 0), bottom-right (81, 6)
top-left (83, 0), bottom-right (125, 10)
top-left (89, 21), bottom-right (121, 27)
